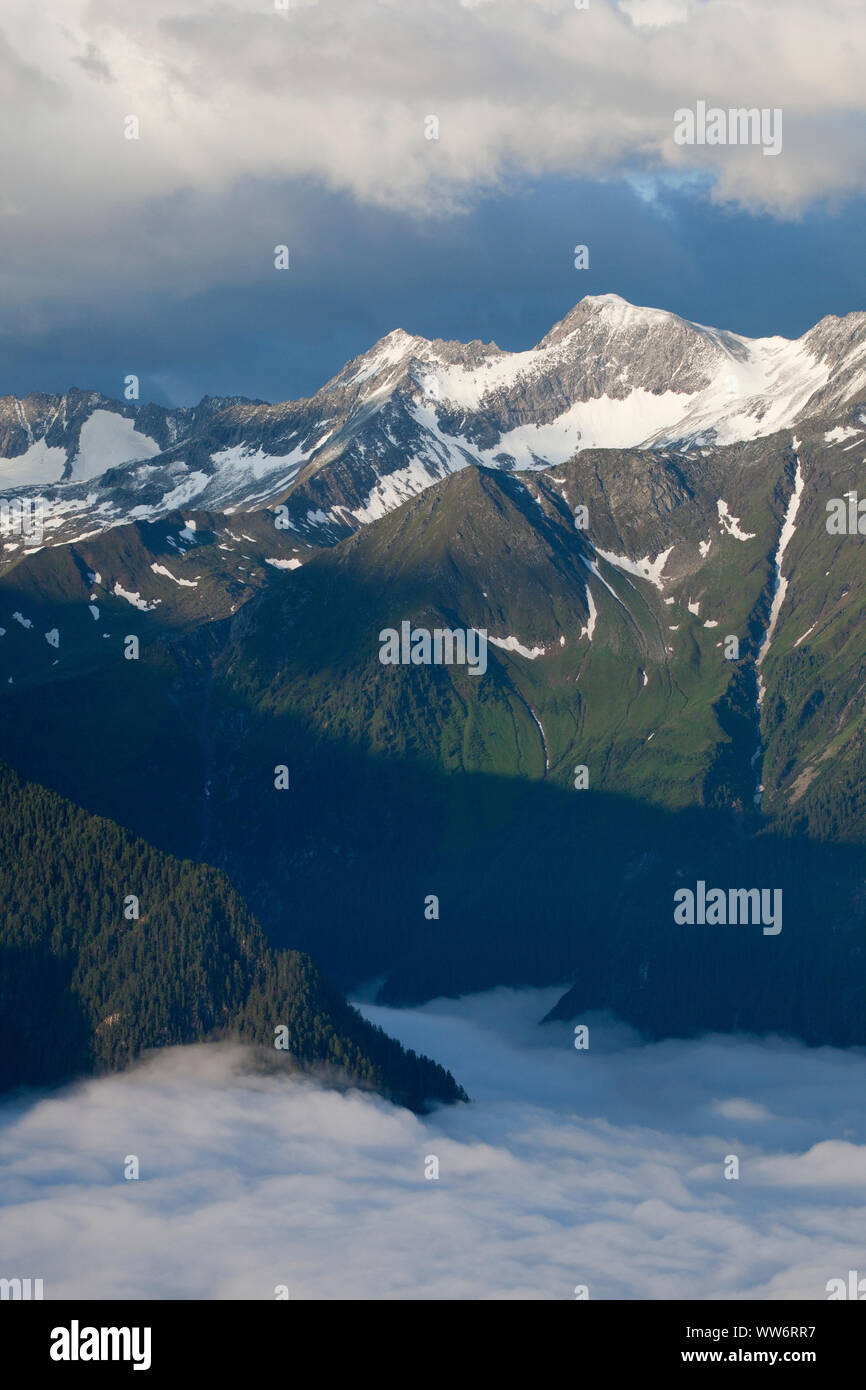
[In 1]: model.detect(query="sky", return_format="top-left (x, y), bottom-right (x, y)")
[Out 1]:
top-left (2, 0), bottom-right (866, 406)
top-left (2, 988), bottom-right (865, 1300)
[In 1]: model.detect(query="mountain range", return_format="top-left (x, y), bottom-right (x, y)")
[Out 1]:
top-left (3, 294), bottom-right (866, 1096)
top-left (3, 293), bottom-right (866, 553)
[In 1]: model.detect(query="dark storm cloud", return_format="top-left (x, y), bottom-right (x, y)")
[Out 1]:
top-left (1, 174), bottom-right (864, 407)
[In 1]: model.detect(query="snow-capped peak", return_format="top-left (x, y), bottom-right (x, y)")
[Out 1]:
top-left (3, 297), bottom-right (866, 556)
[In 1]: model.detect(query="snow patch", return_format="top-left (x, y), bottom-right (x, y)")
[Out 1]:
top-left (580, 586), bottom-right (598, 641)
top-left (824, 426), bottom-right (862, 444)
top-left (488, 634), bottom-right (546, 660)
top-left (756, 449), bottom-right (806, 705)
top-left (150, 563), bottom-right (199, 588)
top-left (209, 443), bottom-right (309, 482)
top-left (594, 545), bottom-right (673, 590)
top-left (70, 411), bottom-right (160, 483)
top-left (717, 499), bottom-right (756, 541)
top-left (112, 583), bottom-right (161, 612)
top-left (0, 439), bottom-right (66, 486)
top-left (163, 477), bottom-right (208, 513)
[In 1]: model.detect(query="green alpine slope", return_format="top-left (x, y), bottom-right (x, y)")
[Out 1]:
top-left (2, 419), bottom-right (866, 1044)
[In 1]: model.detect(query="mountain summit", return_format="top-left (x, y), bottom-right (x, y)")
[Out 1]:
top-left (3, 296), bottom-right (866, 1047)
top-left (2, 296), bottom-right (865, 556)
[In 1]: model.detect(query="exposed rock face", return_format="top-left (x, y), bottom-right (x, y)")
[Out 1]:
top-left (3, 295), bottom-right (866, 556)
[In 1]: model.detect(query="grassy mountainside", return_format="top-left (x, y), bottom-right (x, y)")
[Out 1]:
top-left (0, 505), bottom-right (314, 678)
top-left (2, 428), bottom-right (866, 1044)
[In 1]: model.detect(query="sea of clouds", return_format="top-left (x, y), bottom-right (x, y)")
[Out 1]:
top-left (1, 988), bottom-right (865, 1300)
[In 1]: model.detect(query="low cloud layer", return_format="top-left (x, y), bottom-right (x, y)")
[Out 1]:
top-left (1, 989), bottom-right (865, 1300)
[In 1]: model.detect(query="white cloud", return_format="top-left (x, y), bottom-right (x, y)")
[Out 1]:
top-left (3, 0), bottom-right (866, 239)
top-left (619, 0), bottom-right (690, 26)
top-left (1, 988), bottom-right (865, 1300)
top-left (0, 0), bottom-right (863, 339)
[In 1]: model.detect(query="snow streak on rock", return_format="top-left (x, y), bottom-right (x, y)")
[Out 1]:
top-left (753, 440), bottom-right (806, 806)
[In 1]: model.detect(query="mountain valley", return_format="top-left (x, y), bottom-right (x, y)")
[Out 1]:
top-left (3, 296), bottom-right (866, 1086)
